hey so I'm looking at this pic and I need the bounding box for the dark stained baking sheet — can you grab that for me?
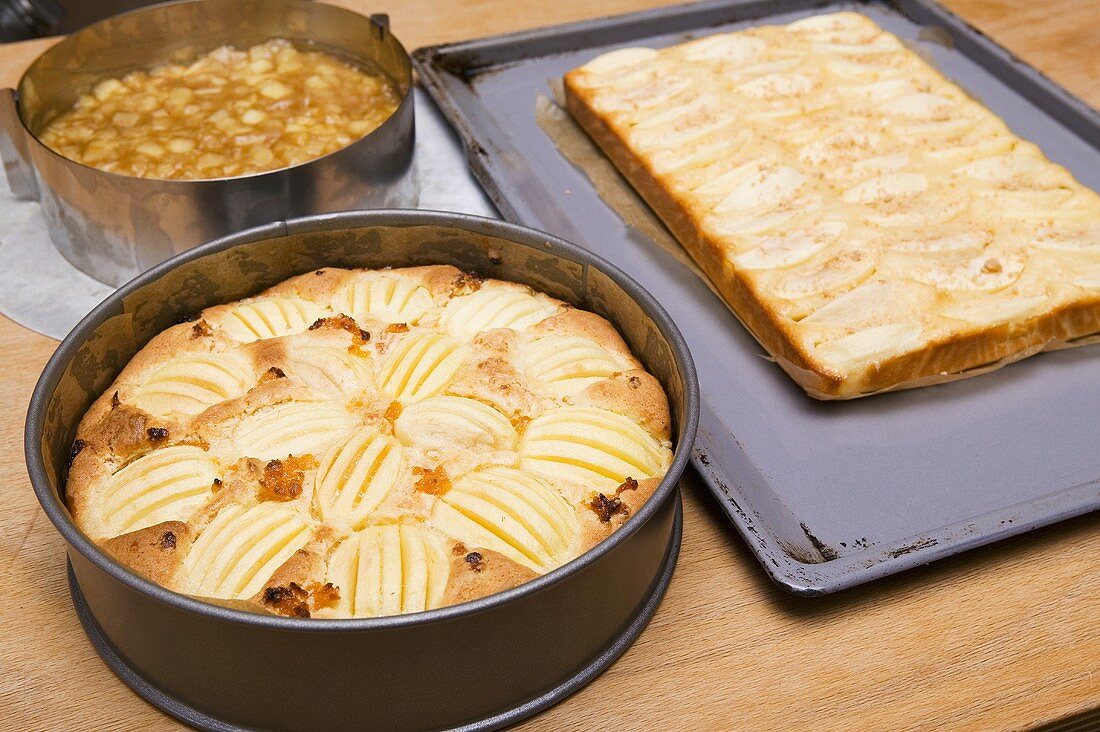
[412,0,1100,594]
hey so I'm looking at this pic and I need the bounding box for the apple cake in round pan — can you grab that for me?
[564,11,1100,398]
[66,266,673,618]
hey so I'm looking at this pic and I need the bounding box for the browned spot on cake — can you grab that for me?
[147,427,169,442]
[309,582,340,611]
[259,454,318,502]
[262,581,340,617]
[616,476,639,495]
[191,319,212,338]
[309,314,370,349]
[259,366,286,384]
[413,465,451,496]
[262,583,311,618]
[451,271,483,296]
[179,435,211,451]
[159,530,177,551]
[589,492,628,523]
[111,391,121,408]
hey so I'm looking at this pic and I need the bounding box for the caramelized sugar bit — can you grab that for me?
[616,477,639,495]
[262,581,341,617]
[147,427,170,442]
[464,551,485,572]
[588,492,628,523]
[383,400,403,422]
[259,454,318,502]
[259,366,287,384]
[384,322,410,334]
[159,530,177,551]
[310,314,371,355]
[309,314,370,345]
[262,583,311,618]
[413,465,452,496]
[191,319,212,338]
[309,582,340,611]
[451,271,483,296]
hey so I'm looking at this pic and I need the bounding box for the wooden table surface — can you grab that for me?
[1,1,1098,730]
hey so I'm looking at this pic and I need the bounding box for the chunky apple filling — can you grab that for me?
[40,39,400,179]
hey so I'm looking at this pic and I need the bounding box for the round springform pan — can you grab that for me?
[25,210,699,731]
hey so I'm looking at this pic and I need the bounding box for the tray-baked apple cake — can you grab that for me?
[66,266,673,618]
[564,11,1100,398]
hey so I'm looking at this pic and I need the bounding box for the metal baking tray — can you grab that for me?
[413,0,1100,594]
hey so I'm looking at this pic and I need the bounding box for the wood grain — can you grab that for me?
[1,1,1098,730]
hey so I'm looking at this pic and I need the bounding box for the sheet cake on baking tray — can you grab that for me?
[564,11,1100,398]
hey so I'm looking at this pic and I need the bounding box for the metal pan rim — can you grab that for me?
[66,497,682,732]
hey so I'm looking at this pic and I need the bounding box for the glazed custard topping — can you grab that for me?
[564,12,1100,397]
[66,266,673,618]
[39,39,400,179]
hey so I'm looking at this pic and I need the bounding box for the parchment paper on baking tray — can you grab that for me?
[413,0,1100,594]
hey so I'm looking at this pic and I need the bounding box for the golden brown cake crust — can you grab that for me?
[100,521,194,586]
[67,265,674,618]
[441,546,540,607]
[563,13,1100,398]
